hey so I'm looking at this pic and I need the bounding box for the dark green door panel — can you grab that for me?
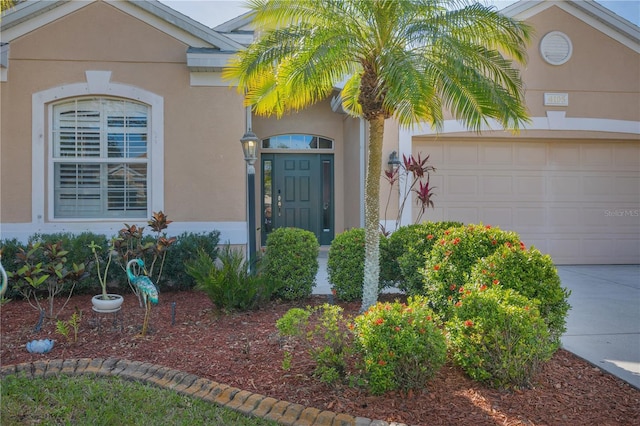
[262,154,333,245]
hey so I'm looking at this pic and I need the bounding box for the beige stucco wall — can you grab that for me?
[379,119,401,228]
[342,116,363,231]
[429,5,639,138]
[523,6,639,121]
[0,1,246,226]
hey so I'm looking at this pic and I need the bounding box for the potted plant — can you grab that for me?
[89,239,123,312]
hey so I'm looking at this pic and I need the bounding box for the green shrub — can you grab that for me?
[30,232,107,294]
[353,296,447,395]
[377,236,396,287]
[328,228,390,301]
[8,241,88,318]
[276,304,352,384]
[387,221,463,294]
[185,246,276,311]
[1,228,223,298]
[263,228,319,300]
[446,286,555,389]
[162,231,220,290]
[469,244,571,345]
[0,238,27,300]
[424,224,520,317]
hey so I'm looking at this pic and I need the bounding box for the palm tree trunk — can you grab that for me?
[361,114,385,312]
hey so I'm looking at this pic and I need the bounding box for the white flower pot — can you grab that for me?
[91,294,124,313]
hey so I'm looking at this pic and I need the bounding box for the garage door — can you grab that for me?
[413,138,640,264]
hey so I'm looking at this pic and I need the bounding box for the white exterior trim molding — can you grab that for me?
[397,113,640,226]
[32,70,164,225]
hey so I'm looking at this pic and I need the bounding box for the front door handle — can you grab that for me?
[277,191,282,217]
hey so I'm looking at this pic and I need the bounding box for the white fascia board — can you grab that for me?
[500,0,546,19]
[222,32,255,46]
[567,0,640,47]
[186,50,235,71]
[0,43,8,68]
[1,0,90,42]
[1,43,8,81]
[213,12,254,33]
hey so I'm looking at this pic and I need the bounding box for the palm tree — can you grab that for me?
[1,0,18,13]
[224,0,531,312]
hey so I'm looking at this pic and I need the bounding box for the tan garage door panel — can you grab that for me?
[415,140,640,264]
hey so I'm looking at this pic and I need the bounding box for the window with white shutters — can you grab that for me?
[52,98,149,219]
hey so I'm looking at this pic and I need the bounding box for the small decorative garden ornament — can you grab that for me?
[127,259,158,336]
[26,339,55,354]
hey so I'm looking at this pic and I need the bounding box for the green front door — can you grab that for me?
[262,154,334,245]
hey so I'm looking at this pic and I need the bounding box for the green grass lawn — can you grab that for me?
[1,374,279,425]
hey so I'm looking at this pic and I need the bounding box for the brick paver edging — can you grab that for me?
[1,358,409,426]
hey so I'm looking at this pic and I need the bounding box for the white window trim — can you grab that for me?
[32,70,164,224]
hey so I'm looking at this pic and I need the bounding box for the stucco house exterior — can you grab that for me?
[1,0,638,264]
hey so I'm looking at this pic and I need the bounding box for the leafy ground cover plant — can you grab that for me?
[447,286,555,389]
[385,221,462,294]
[424,224,521,317]
[185,246,276,312]
[55,308,82,343]
[469,244,571,345]
[352,296,446,395]
[276,304,353,384]
[328,228,390,301]
[263,228,319,300]
[8,241,86,318]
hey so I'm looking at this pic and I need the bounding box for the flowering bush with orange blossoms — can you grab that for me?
[385,221,462,294]
[468,244,571,346]
[352,296,446,395]
[423,223,520,318]
[446,286,555,389]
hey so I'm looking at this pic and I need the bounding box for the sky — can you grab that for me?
[159,0,640,28]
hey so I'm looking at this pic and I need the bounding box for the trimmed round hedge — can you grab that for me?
[328,228,390,301]
[263,227,319,300]
[424,224,520,317]
[447,286,555,389]
[468,244,571,345]
[387,221,462,295]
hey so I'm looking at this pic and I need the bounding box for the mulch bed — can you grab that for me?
[1,290,638,425]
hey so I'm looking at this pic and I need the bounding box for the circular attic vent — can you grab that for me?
[540,31,573,65]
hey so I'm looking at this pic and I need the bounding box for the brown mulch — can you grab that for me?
[1,290,638,425]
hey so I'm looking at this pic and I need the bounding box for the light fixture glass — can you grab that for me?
[388,150,401,173]
[240,131,259,165]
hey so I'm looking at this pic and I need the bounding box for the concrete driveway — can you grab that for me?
[558,265,640,389]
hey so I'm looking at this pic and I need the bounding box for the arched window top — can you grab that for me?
[262,134,333,150]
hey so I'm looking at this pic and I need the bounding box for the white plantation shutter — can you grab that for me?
[52,98,149,219]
